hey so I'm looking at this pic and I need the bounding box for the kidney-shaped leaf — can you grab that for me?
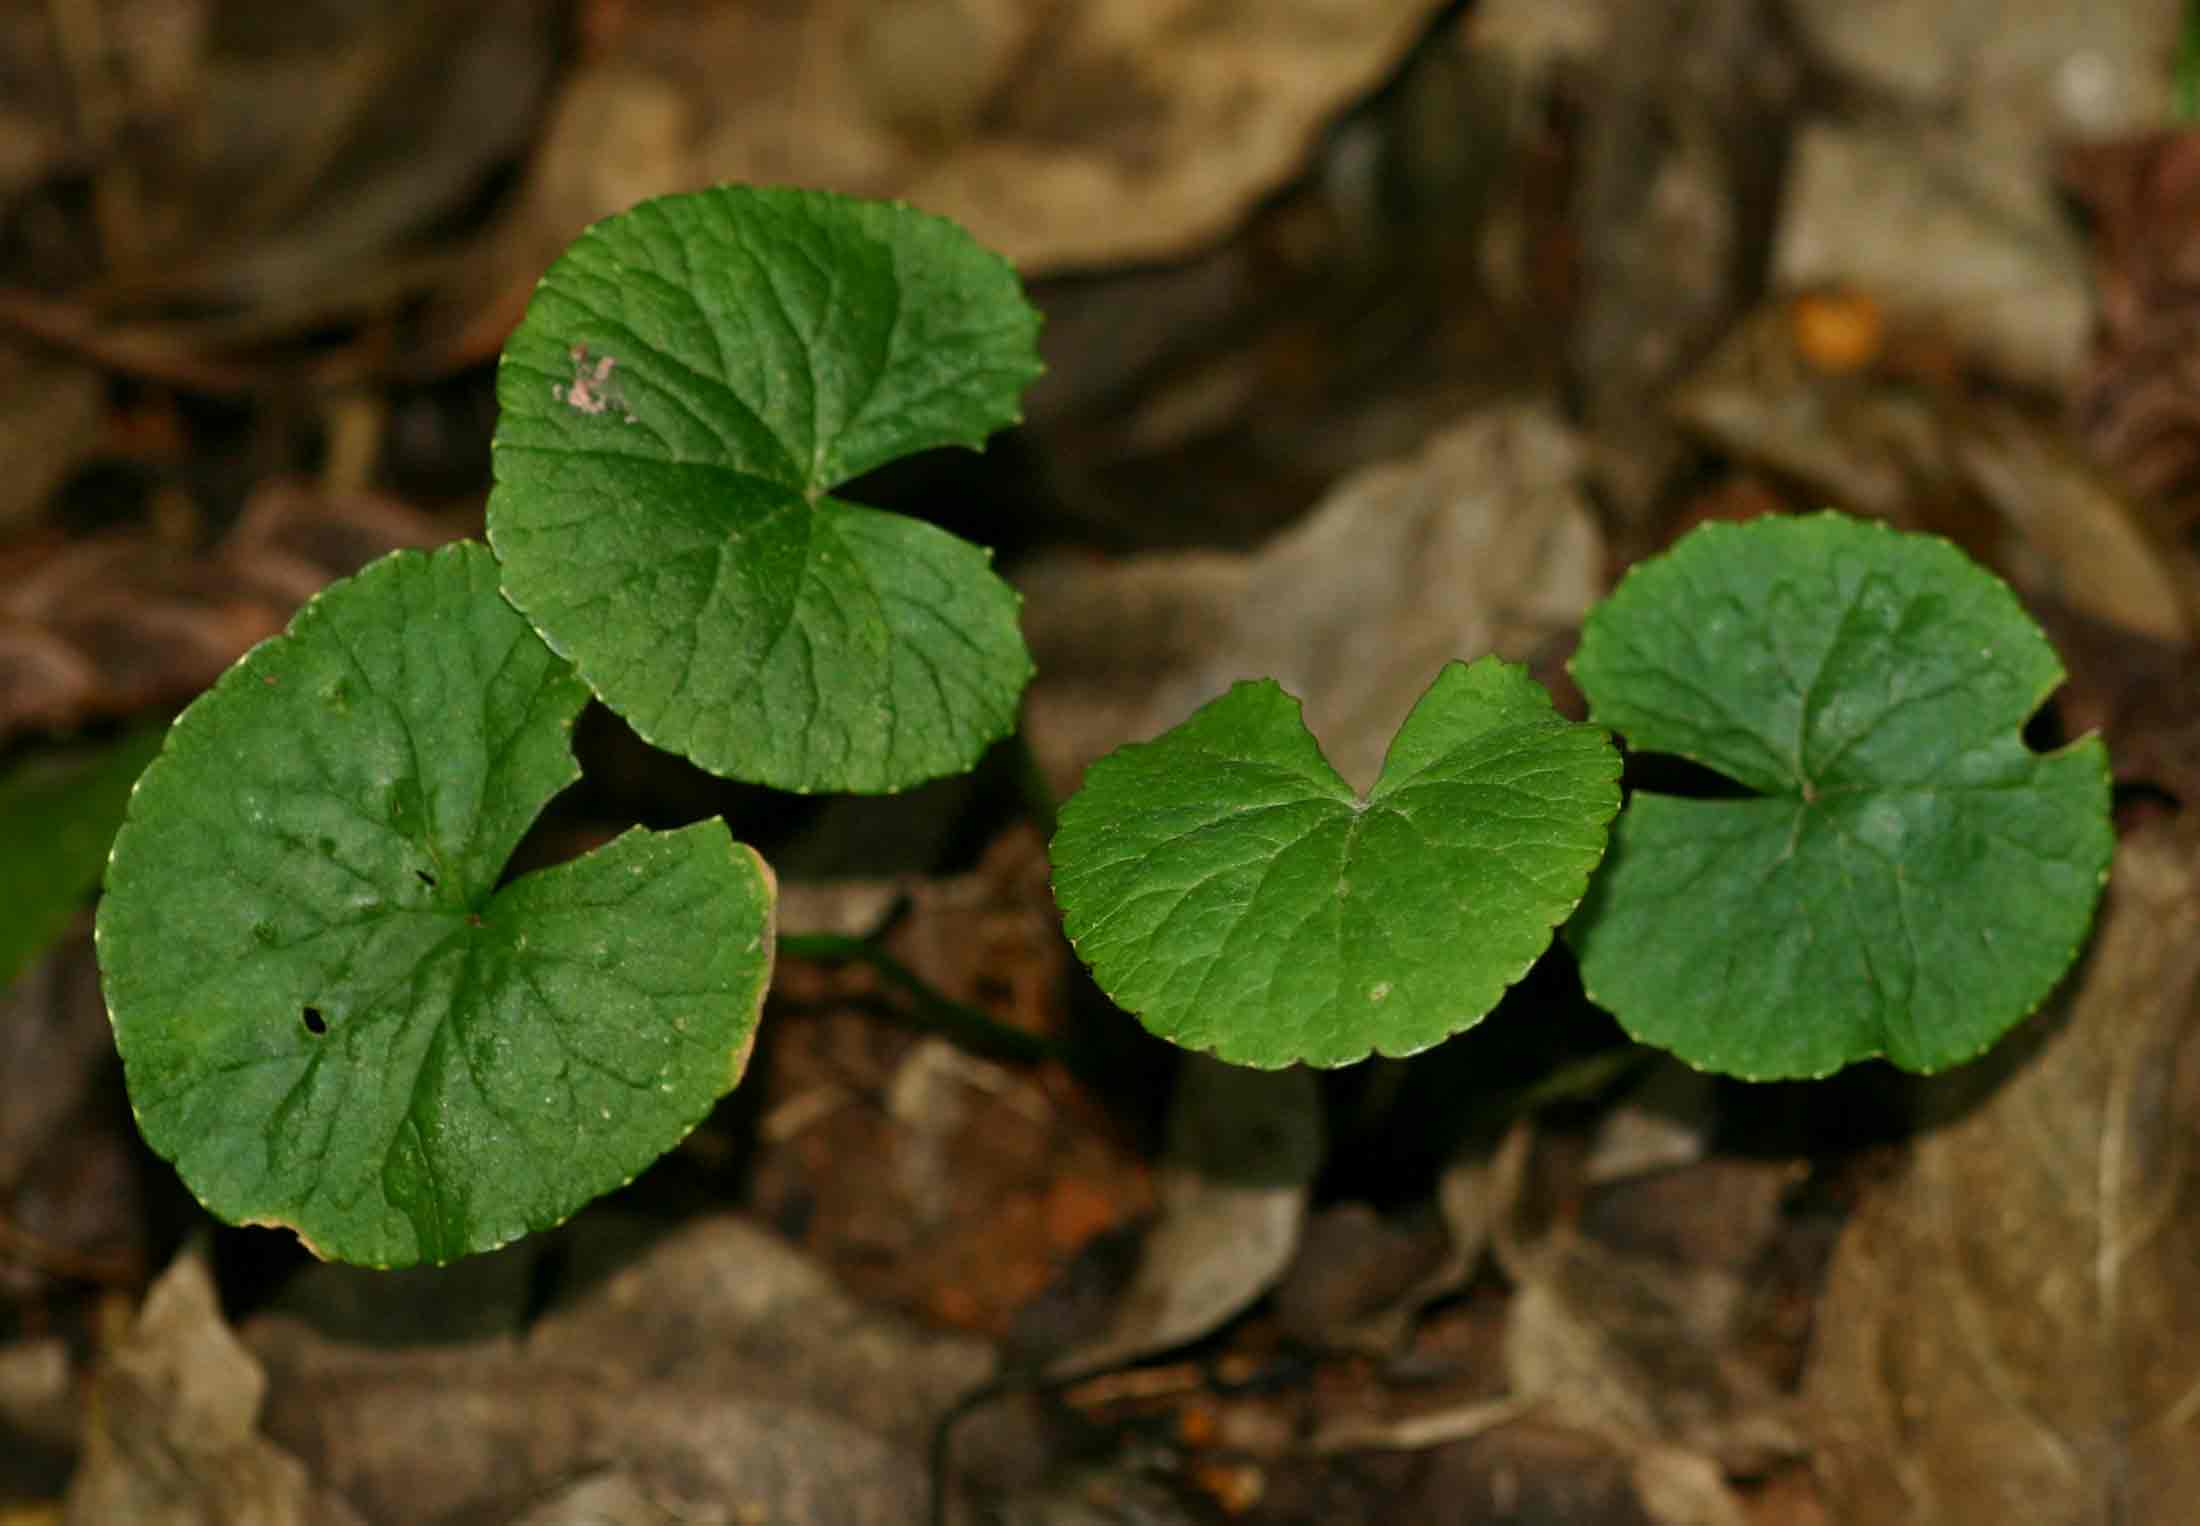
[97,544,776,1268]
[488,185,1044,794]
[1051,659,1620,1068]
[1568,512,2112,1079]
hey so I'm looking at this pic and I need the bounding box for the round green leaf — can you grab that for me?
[1051,659,1621,1068]
[1568,512,2112,1079]
[488,185,1043,794]
[96,544,776,1268]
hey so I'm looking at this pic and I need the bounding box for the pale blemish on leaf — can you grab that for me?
[486,186,1041,794]
[554,345,635,423]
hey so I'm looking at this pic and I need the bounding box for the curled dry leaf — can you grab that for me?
[1502,1221,1806,1479]
[758,828,1150,1335]
[66,1249,364,1526]
[1787,0,2174,142]
[1774,119,2091,391]
[509,0,1451,279]
[2030,602,2200,812]
[1668,304,1946,518]
[1486,1112,1807,1505]
[246,1215,996,1523]
[1583,1061,1719,1185]
[1272,1202,1456,1354]
[1053,1058,1323,1374]
[1565,0,1795,521]
[1805,821,2200,1524]
[0,478,453,747]
[4,2,558,341]
[1020,404,1603,799]
[1671,305,2199,648]
[1948,402,2192,647]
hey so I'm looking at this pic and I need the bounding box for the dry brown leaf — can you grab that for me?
[1390,1419,1669,1525]
[1502,1229,1805,1477]
[510,0,1450,279]
[1272,1202,1454,1353]
[1279,1116,1534,1358]
[65,1249,364,1526]
[0,339,105,531]
[1490,1118,1806,1496]
[1949,403,2193,646]
[0,479,455,746]
[0,1335,71,1447]
[278,1373,927,1525]
[1020,404,1603,799]
[1584,1062,1720,1185]
[748,1016,1152,1337]
[1055,1058,1322,1375]
[2031,602,2200,809]
[1786,0,2174,144]
[1774,119,2092,391]
[498,1469,682,1526]
[755,829,1150,1336]
[1669,306,1948,518]
[1805,821,2200,1524]
[1671,305,2200,647]
[246,1215,997,1524]
[6,2,557,308]
[1566,0,1794,521]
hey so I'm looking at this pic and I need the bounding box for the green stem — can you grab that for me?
[776,931,1064,1067]
[1507,1043,1652,1115]
[1002,723,1058,841]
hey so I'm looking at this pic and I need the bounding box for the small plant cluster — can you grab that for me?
[95,187,2113,1268]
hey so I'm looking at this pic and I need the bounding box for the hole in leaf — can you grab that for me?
[416,868,437,887]
[301,1006,327,1036]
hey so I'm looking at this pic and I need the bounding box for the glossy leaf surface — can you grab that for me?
[1052,659,1619,1068]
[99,545,776,1266]
[1569,512,2111,1078]
[489,186,1043,793]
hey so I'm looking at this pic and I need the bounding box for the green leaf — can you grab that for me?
[0,725,163,988]
[97,544,776,1268]
[487,185,1043,794]
[1568,512,2112,1079]
[1051,659,1621,1068]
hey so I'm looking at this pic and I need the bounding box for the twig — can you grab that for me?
[776,930,1065,1068]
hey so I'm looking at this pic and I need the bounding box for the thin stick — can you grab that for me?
[776,931,1064,1068]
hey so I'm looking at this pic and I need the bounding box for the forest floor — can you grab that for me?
[3,2,2198,1523]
